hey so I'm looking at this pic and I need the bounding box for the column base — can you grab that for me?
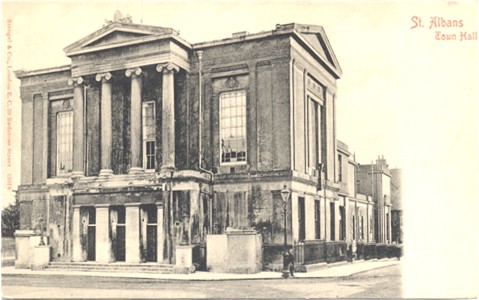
[99,169,114,177]
[71,171,84,178]
[128,167,144,175]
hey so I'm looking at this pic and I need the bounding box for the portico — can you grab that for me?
[60,20,194,264]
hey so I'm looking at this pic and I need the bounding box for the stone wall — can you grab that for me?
[18,67,72,185]
[189,36,292,174]
[206,231,262,274]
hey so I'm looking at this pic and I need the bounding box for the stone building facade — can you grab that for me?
[15,20,394,270]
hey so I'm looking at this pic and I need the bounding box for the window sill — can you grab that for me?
[219,162,247,167]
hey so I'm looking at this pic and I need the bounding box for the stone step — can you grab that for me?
[46,262,175,274]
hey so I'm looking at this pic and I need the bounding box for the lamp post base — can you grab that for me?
[281,270,290,278]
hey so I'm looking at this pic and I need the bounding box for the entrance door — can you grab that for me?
[110,206,126,262]
[80,207,95,261]
[141,204,157,262]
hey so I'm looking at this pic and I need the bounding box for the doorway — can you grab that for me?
[80,207,96,261]
[110,206,126,262]
[141,204,157,262]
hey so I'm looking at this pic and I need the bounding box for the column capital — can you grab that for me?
[156,63,180,74]
[95,72,113,83]
[68,77,86,86]
[125,67,146,78]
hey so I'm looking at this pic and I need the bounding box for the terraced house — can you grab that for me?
[14,17,397,273]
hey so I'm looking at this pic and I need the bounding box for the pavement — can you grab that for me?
[1,258,400,281]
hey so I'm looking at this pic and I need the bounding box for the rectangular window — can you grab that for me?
[338,154,343,182]
[330,202,335,241]
[353,215,356,240]
[314,200,321,239]
[298,197,305,241]
[142,102,156,170]
[308,98,320,170]
[220,90,247,165]
[386,213,390,243]
[320,105,327,179]
[56,111,73,175]
[339,206,346,240]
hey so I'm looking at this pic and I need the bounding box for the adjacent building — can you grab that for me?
[390,168,403,244]
[356,157,393,244]
[14,17,398,272]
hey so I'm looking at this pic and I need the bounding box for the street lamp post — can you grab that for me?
[280,185,291,279]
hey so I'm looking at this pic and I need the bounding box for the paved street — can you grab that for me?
[2,264,401,298]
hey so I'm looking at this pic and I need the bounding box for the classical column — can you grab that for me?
[95,205,112,263]
[125,67,145,174]
[72,206,82,262]
[156,63,179,171]
[96,72,114,177]
[125,203,141,263]
[68,77,85,178]
[157,203,164,263]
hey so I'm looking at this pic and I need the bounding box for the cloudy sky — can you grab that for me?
[2,1,478,296]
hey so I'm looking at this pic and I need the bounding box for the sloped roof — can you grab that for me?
[63,22,189,56]
[192,23,342,78]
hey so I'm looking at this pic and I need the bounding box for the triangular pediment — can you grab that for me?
[294,24,343,77]
[64,22,178,56]
[85,31,151,48]
[301,33,331,64]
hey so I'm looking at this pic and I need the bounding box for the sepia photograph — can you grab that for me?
[1,0,478,298]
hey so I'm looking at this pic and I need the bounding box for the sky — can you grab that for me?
[1,1,478,297]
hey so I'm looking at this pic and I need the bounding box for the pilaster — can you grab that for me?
[95,205,111,263]
[72,206,81,262]
[125,203,141,263]
[157,203,164,263]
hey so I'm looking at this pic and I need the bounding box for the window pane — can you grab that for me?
[223,118,230,129]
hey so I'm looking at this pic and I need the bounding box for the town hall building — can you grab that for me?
[14,16,398,272]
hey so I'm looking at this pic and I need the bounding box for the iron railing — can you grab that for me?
[293,240,348,265]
